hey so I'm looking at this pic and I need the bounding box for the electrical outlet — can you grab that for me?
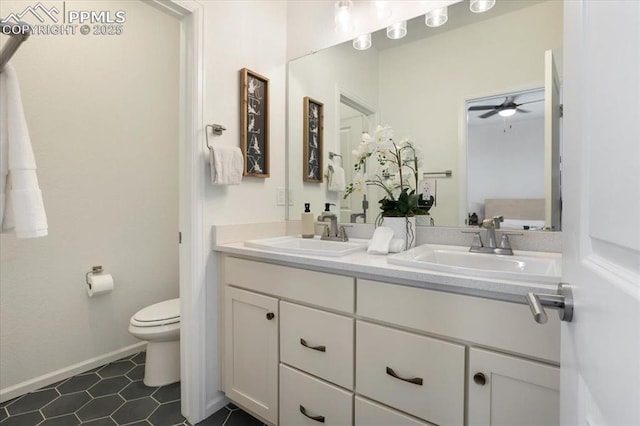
[276,187,286,206]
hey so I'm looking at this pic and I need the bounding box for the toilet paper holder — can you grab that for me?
[86,265,104,289]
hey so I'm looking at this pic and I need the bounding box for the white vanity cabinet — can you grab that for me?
[468,347,560,426]
[223,286,279,425]
[220,255,560,426]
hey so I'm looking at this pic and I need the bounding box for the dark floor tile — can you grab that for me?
[5,388,58,415]
[76,394,124,421]
[2,410,44,426]
[196,407,231,426]
[153,382,181,403]
[126,365,145,381]
[42,391,91,418]
[88,376,131,397]
[57,374,101,394]
[148,401,186,426]
[131,352,146,365]
[224,409,263,426]
[124,421,151,426]
[226,403,238,411]
[79,366,102,375]
[97,360,135,378]
[0,396,20,409]
[0,407,7,422]
[120,380,156,400]
[40,413,81,425]
[111,397,159,424]
[80,417,117,425]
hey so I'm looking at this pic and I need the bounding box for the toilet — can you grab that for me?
[128,298,180,387]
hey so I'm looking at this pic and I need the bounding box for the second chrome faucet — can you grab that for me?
[466,216,520,255]
[317,203,348,242]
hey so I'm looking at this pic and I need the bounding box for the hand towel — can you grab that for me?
[209,145,243,185]
[327,164,346,192]
[367,226,394,255]
[1,63,48,238]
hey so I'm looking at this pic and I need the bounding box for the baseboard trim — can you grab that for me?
[202,393,229,422]
[0,342,147,403]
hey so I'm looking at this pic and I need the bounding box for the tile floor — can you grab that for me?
[0,352,263,426]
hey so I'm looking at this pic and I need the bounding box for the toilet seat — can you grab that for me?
[130,298,180,327]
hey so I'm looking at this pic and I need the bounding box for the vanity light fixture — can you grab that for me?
[425,6,448,27]
[386,21,407,40]
[498,106,517,117]
[353,33,372,50]
[470,0,496,13]
[334,0,354,34]
[374,1,392,20]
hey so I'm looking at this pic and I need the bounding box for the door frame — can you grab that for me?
[147,0,214,423]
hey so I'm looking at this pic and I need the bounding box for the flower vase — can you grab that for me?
[382,216,416,251]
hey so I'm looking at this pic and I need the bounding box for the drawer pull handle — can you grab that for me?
[300,338,326,352]
[299,405,325,423]
[266,312,275,320]
[473,372,487,386]
[386,366,423,386]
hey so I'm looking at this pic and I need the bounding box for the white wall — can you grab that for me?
[288,41,379,218]
[378,0,563,226]
[467,118,545,220]
[0,0,179,397]
[198,0,288,409]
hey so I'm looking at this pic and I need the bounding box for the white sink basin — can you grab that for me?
[245,236,369,257]
[388,244,561,284]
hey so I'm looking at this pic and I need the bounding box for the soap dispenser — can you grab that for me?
[301,203,314,238]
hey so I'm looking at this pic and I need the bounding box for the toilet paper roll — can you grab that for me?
[87,273,114,297]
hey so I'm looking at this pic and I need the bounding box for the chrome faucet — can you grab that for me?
[466,216,520,255]
[317,203,348,241]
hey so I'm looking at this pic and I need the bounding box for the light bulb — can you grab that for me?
[425,6,448,27]
[374,1,392,20]
[334,0,354,34]
[498,107,517,117]
[386,21,407,40]
[470,0,496,13]
[353,34,372,50]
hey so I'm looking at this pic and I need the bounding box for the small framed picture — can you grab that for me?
[240,68,269,177]
[303,96,323,183]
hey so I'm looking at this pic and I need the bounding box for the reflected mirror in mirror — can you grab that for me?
[287,0,563,230]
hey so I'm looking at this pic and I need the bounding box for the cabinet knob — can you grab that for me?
[266,312,275,320]
[473,372,487,386]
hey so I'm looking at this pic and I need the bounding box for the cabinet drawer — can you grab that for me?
[356,321,464,426]
[280,364,353,426]
[224,257,354,313]
[280,302,354,389]
[357,279,560,363]
[355,396,433,426]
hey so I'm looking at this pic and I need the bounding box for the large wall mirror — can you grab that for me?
[287,0,563,230]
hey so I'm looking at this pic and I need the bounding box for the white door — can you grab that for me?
[340,115,365,223]
[562,1,640,425]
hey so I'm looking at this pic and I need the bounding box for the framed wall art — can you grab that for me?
[303,96,323,183]
[240,68,269,177]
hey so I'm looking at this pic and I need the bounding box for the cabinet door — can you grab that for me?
[355,396,433,426]
[224,287,278,425]
[468,347,559,426]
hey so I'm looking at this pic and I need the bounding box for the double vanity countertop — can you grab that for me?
[215,237,559,305]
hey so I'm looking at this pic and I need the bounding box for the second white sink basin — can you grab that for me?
[388,244,561,284]
[245,236,368,257]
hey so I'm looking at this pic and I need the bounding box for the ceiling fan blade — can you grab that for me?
[479,109,499,119]
[468,105,498,111]
[517,99,544,106]
[517,108,531,113]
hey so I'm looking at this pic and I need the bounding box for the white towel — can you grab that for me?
[327,164,346,192]
[367,226,394,255]
[0,63,48,238]
[209,145,243,185]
